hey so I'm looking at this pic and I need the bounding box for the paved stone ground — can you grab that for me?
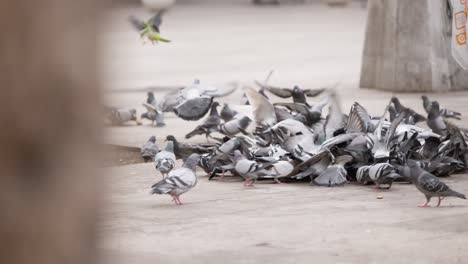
[100,3,468,264]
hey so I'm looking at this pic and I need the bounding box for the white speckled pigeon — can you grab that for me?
[151,153,200,205]
[154,141,176,178]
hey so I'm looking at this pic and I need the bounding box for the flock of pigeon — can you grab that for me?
[112,11,467,207]
[137,80,468,207]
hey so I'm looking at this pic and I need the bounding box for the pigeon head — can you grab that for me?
[212,101,220,108]
[147,91,155,102]
[166,135,177,142]
[221,104,236,121]
[306,111,322,125]
[292,85,301,93]
[421,95,428,102]
[148,136,156,143]
[429,101,440,114]
[183,153,200,171]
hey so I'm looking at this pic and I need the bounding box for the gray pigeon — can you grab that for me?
[185,102,221,139]
[218,114,252,136]
[234,150,273,186]
[166,135,216,161]
[154,141,176,178]
[220,104,237,122]
[406,160,466,207]
[261,160,294,184]
[151,153,200,205]
[313,155,353,187]
[106,108,141,126]
[426,101,447,136]
[391,97,426,125]
[422,95,461,120]
[141,91,166,127]
[141,136,159,162]
[361,163,401,189]
[173,80,238,121]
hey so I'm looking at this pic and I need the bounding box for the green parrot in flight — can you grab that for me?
[129,11,171,44]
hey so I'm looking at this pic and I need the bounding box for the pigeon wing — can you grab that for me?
[244,86,277,126]
[273,102,310,115]
[346,102,372,133]
[174,97,213,121]
[129,16,146,31]
[324,91,345,138]
[303,88,326,97]
[256,81,293,98]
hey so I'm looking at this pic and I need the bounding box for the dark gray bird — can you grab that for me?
[220,104,237,122]
[422,95,461,120]
[185,102,221,139]
[391,97,426,125]
[141,136,159,162]
[166,135,216,161]
[274,95,329,127]
[406,160,466,207]
[151,153,200,205]
[154,141,176,178]
[258,82,327,106]
[313,155,353,187]
[426,101,447,136]
[173,80,238,121]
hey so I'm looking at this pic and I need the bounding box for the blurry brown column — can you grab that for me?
[0,1,102,264]
[360,0,468,92]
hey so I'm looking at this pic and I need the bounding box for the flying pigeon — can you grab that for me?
[173,80,238,121]
[244,86,277,127]
[155,141,176,178]
[129,12,171,44]
[185,102,221,139]
[140,136,159,162]
[151,153,200,205]
[258,82,327,106]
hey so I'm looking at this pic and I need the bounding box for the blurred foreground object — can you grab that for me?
[360,0,468,92]
[450,0,468,69]
[142,0,175,11]
[0,1,101,264]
